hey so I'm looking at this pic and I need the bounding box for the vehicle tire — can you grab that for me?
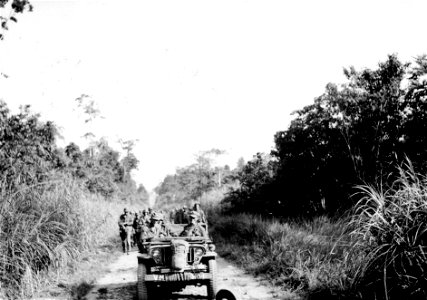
[137,262,148,300]
[207,259,218,300]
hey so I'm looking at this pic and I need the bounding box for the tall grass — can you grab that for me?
[0,175,134,299]
[210,214,363,298]
[0,177,84,298]
[209,161,427,299]
[351,161,427,299]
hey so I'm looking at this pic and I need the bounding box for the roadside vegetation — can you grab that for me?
[155,55,427,299]
[210,214,359,299]
[209,162,427,300]
[3,6,427,297]
[0,100,147,299]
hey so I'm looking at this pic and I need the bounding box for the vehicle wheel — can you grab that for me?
[207,259,218,300]
[137,262,148,300]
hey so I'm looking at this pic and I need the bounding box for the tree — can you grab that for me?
[192,149,225,197]
[401,55,427,171]
[0,0,32,40]
[0,101,60,189]
[227,54,427,217]
[119,139,140,183]
[74,94,104,157]
[223,153,276,214]
[236,157,245,171]
[155,149,232,208]
[271,55,409,215]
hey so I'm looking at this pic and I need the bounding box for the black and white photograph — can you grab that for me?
[1,0,427,299]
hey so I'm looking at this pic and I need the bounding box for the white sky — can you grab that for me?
[1,0,427,191]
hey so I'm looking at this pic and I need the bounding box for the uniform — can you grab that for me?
[180,223,207,237]
[118,210,134,252]
[180,211,208,238]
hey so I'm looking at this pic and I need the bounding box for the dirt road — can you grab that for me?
[85,250,295,300]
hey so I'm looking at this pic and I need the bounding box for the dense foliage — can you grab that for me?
[0,100,148,201]
[0,103,58,188]
[226,55,427,217]
[154,149,238,209]
[352,162,427,299]
[0,100,147,297]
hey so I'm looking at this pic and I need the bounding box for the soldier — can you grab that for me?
[169,208,176,224]
[141,212,175,239]
[118,208,134,253]
[193,201,207,223]
[181,205,189,223]
[174,206,185,224]
[147,207,153,219]
[143,210,151,225]
[180,211,208,238]
[134,211,146,246]
[174,207,182,224]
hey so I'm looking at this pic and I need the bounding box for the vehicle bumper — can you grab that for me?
[145,272,211,282]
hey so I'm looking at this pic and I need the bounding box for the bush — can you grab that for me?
[352,161,427,299]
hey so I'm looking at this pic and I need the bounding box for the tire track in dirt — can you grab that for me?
[85,250,295,300]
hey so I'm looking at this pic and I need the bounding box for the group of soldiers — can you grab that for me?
[118,202,208,253]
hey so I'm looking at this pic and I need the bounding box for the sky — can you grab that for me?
[1,0,427,191]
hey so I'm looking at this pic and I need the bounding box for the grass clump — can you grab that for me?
[210,214,362,299]
[0,177,84,298]
[351,162,427,299]
[0,174,133,299]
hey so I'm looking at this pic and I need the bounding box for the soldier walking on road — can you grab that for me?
[118,208,134,253]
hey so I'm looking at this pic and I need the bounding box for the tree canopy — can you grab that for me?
[0,0,32,40]
[0,100,148,204]
[154,149,235,208]
[226,54,427,217]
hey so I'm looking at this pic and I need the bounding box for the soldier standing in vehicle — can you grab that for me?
[142,212,175,239]
[174,206,185,224]
[169,208,176,224]
[193,201,207,223]
[140,209,149,225]
[181,205,189,223]
[180,211,208,238]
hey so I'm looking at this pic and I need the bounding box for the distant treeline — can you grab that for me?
[225,54,427,217]
[0,100,148,201]
[154,149,242,209]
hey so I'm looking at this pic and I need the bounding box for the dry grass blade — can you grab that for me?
[351,161,427,299]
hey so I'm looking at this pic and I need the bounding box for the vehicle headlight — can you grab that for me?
[194,248,204,257]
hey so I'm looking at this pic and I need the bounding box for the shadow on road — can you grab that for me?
[90,283,137,300]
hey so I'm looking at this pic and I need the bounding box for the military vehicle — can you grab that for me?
[136,224,217,300]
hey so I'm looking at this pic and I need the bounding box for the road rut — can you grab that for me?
[85,250,293,300]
